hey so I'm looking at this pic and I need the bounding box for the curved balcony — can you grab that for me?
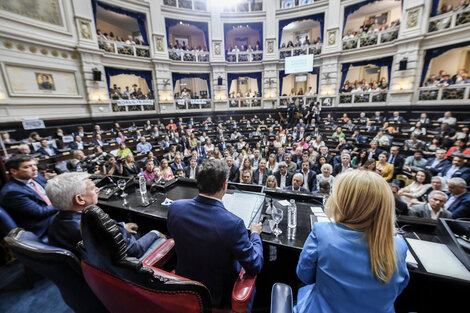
[342,28,399,51]
[279,44,321,59]
[98,39,150,58]
[168,49,209,62]
[175,98,212,110]
[428,7,470,33]
[226,51,263,62]
[418,85,470,101]
[339,91,388,105]
[228,97,262,108]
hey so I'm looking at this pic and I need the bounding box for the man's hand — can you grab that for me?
[124,222,138,234]
[250,222,262,235]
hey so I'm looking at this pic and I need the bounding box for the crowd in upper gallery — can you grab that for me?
[109,84,151,100]
[436,0,470,15]
[342,18,400,43]
[423,69,470,87]
[341,78,389,93]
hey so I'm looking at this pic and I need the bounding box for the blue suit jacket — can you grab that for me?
[0,175,56,238]
[425,158,450,175]
[48,210,158,258]
[170,161,186,174]
[37,146,58,157]
[439,165,470,184]
[283,185,309,192]
[167,195,263,307]
[447,191,470,219]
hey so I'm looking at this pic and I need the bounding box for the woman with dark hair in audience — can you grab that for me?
[409,121,426,136]
[285,135,294,151]
[352,149,368,167]
[167,145,177,162]
[160,158,174,180]
[311,135,325,151]
[316,156,327,174]
[425,137,441,155]
[376,152,394,182]
[239,158,253,182]
[398,169,432,205]
[361,158,377,171]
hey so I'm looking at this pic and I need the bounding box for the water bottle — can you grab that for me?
[139,172,147,195]
[287,199,297,228]
[76,163,83,172]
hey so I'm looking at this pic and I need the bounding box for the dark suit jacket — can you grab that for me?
[36,146,58,157]
[439,165,470,184]
[409,204,452,219]
[217,142,227,152]
[167,196,263,307]
[171,162,186,174]
[92,139,107,147]
[192,146,206,159]
[274,171,293,188]
[425,158,450,175]
[296,170,317,192]
[184,165,197,179]
[447,191,470,219]
[68,141,86,150]
[388,154,405,175]
[316,154,334,165]
[252,168,271,185]
[283,185,309,192]
[368,148,383,161]
[48,210,158,258]
[333,164,354,177]
[228,166,239,183]
[0,175,56,238]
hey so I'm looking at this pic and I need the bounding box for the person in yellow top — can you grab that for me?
[116,142,132,158]
[376,152,394,182]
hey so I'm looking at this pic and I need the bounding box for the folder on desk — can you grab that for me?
[222,191,264,229]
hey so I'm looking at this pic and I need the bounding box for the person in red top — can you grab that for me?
[445,139,470,159]
[166,119,177,131]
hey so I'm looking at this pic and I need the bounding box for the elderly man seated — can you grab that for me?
[46,172,166,258]
[408,190,452,220]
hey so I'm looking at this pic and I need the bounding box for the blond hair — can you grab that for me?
[325,169,397,284]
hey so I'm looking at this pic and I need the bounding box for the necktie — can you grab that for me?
[30,180,52,206]
[389,155,395,164]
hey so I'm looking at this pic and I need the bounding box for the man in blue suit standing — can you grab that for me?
[444,177,470,219]
[167,159,263,309]
[0,155,56,239]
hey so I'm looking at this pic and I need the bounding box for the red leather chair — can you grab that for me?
[79,205,256,313]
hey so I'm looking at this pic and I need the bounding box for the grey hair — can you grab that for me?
[428,190,448,201]
[45,172,90,211]
[321,163,333,172]
[448,177,467,187]
[293,172,304,183]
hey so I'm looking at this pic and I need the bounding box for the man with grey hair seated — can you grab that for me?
[284,173,309,192]
[46,172,166,258]
[409,190,452,220]
[443,177,470,219]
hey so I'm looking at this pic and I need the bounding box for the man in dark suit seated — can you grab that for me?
[388,146,405,177]
[170,154,186,175]
[37,138,58,157]
[388,111,406,123]
[367,140,383,161]
[241,170,253,184]
[284,173,309,192]
[217,136,228,153]
[184,157,198,179]
[333,153,354,176]
[409,190,452,220]
[274,162,293,189]
[68,135,85,151]
[389,183,408,216]
[424,148,449,175]
[439,155,470,185]
[46,172,165,257]
[443,177,470,219]
[167,159,263,309]
[298,160,316,192]
[92,134,107,147]
[225,156,239,183]
[0,155,56,239]
[252,159,271,186]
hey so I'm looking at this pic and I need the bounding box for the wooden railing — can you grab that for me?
[226,51,263,62]
[342,28,399,50]
[98,39,150,57]
[168,49,209,62]
[279,43,322,59]
[428,7,470,32]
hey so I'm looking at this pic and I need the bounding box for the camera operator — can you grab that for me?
[118,154,141,177]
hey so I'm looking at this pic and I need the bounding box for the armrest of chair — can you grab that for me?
[231,268,257,313]
[270,283,293,313]
[141,238,175,268]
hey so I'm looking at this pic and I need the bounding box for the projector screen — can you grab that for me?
[285,54,314,74]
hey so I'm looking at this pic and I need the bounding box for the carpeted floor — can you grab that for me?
[0,260,73,313]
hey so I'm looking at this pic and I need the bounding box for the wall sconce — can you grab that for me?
[0,90,5,101]
[215,93,226,101]
[321,87,335,97]
[393,81,411,91]
[159,94,173,102]
[263,89,277,99]
[90,92,107,102]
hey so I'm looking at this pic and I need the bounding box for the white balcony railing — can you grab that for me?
[163,0,207,11]
[228,97,263,108]
[223,1,263,12]
[279,44,322,59]
[342,28,399,50]
[98,39,150,57]
[338,91,388,104]
[175,98,212,110]
[168,49,209,62]
[279,95,318,107]
[226,51,263,62]
[428,7,470,32]
[418,84,470,101]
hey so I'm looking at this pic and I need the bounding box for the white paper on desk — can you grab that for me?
[161,198,173,206]
[405,250,417,266]
[314,212,327,217]
[311,206,324,214]
[317,217,331,223]
[406,238,470,281]
[277,199,290,206]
